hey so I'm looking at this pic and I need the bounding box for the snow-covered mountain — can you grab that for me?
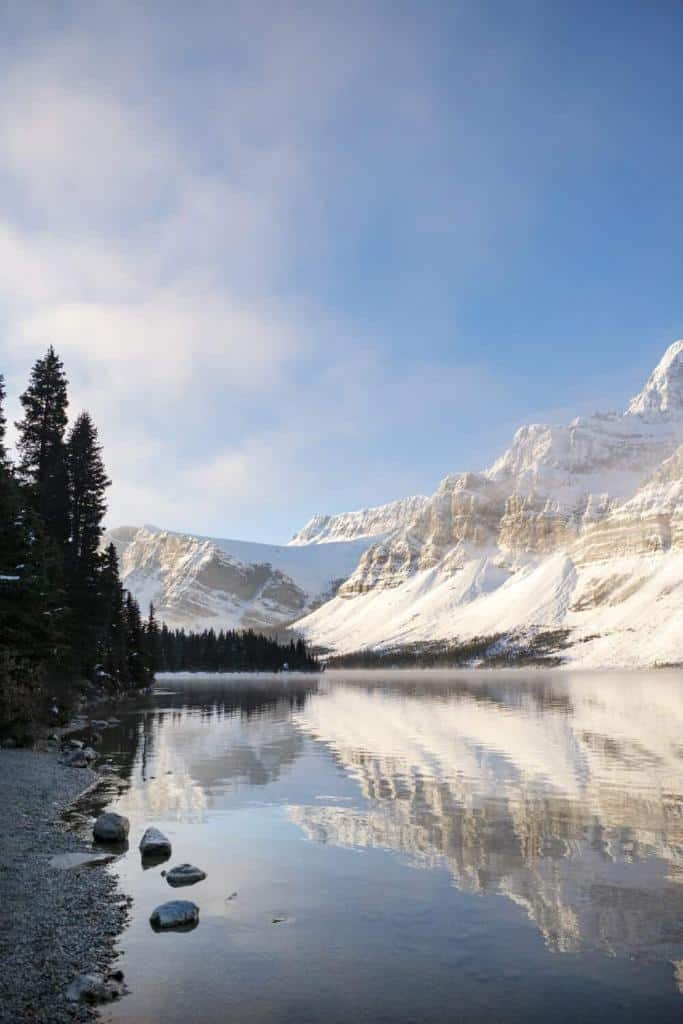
[289,495,429,545]
[104,525,376,631]
[112,340,683,666]
[295,340,683,667]
[106,495,425,631]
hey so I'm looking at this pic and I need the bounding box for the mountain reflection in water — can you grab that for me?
[101,670,683,1024]
[290,673,683,964]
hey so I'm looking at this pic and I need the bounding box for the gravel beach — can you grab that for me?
[0,749,128,1023]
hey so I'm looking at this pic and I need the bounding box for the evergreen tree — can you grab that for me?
[0,373,7,468]
[125,591,148,688]
[145,603,161,676]
[15,347,70,546]
[66,412,110,573]
[98,543,129,687]
[65,412,110,672]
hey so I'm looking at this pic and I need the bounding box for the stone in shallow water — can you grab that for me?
[93,811,130,843]
[149,900,199,930]
[63,746,97,767]
[166,863,207,887]
[139,826,172,858]
[65,972,123,1004]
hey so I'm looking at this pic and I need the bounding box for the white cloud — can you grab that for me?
[0,3,529,541]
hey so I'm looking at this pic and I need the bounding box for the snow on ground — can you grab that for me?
[296,548,683,669]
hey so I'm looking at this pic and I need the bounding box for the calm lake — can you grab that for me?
[91,669,683,1023]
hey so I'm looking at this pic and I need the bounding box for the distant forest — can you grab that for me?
[0,348,318,739]
[155,623,320,673]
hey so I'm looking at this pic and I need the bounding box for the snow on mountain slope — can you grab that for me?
[105,525,374,631]
[288,495,428,545]
[627,339,683,418]
[296,340,683,666]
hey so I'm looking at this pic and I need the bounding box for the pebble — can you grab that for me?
[0,749,129,1023]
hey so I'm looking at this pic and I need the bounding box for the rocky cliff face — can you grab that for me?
[288,495,429,545]
[296,340,683,666]
[105,525,374,631]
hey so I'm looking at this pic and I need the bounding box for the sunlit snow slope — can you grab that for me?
[295,340,683,667]
[105,525,377,631]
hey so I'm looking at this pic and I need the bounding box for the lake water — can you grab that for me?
[92,669,683,1023]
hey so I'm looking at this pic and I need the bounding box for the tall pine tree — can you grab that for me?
[146,603,161,676]
[98,543,129,687]
[66,412,110,573]
[15,346,70,547]
[65,412,111,672]
[0,374,7,468]
[125,591,149,688]
[0,375,65,729]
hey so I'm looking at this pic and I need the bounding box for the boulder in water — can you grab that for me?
[166,863,207,887]
[140,826,172,858]
[93,812,130,843]
[150,900,199,930]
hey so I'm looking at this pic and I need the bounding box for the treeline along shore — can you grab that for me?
[156,624,320,673]
[0,348,319,744]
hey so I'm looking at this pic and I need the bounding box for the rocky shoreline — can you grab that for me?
[0,747,129,1023]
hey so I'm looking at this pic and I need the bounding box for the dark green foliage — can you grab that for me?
[327,631,571,669]
[125,591,152,688]
[0,349,151,736]
[64,412,111,674]
[66,412,109,573]
[97,543,129,686]
[0,374,7,467]
[146,604,161,676]
[15,346,70,547]
[158,625,320,673]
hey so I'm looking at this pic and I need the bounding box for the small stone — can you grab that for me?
[149,900,199,930]
[65,972,123,1004]
[140,826,172,858]
[63,749,91,767]
[93,812,130,843]
[68,739,84,750]
[166,863,207,887]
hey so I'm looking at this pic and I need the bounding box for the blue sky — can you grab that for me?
[1,0,683,541]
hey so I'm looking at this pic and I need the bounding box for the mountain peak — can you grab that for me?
[626,339,683,419]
